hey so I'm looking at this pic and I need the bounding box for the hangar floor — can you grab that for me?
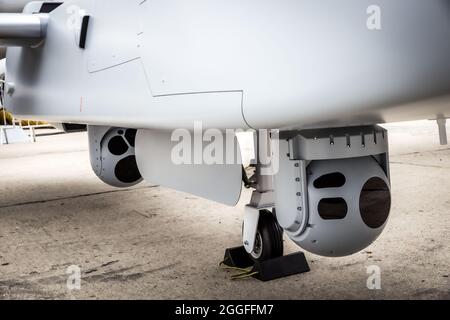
[0,121,449,300]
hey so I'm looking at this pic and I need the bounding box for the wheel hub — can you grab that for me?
[250,232,263,259]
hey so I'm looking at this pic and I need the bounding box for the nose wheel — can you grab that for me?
[248,210,284,262]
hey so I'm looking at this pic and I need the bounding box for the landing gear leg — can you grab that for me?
[241,130,282,258]
[222,130,310,281]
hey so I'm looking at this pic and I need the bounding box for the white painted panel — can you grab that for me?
[87,0,141,73]
[135,129,243,206]
[4,0,450,130]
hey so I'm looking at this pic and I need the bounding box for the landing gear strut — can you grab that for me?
[222,131,310,281]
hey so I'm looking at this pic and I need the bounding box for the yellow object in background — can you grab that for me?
[0,108,46,126]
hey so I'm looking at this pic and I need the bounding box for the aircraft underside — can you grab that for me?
[1,0,450,275]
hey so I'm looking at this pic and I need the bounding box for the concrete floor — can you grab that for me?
[0,121,449,300]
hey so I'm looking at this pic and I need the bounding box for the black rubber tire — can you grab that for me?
[249,210,284,262]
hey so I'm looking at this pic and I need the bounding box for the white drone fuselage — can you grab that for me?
[2,0,450,130]
[1,0,450,259]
